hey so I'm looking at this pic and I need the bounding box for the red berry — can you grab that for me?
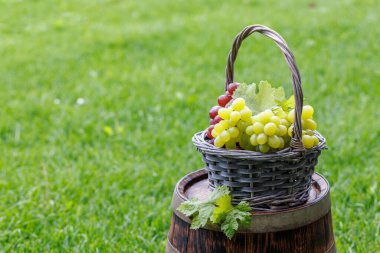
[209,105,221,119]
[207,125,214,139]
[214,115,222,124]
[227,82,239,94]
[209,118,215,125]
[218,94,232,107]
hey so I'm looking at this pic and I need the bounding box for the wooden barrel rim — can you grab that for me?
[172,169,331,233]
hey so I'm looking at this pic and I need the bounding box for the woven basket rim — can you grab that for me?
[192,130,326,160]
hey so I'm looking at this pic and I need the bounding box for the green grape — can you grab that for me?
[288,125,294,137]
[268,135,281,149]
[239,133,254,150]
[270,116,281,126]
[287,109,295,123]
[302,135,314,149]
[228,127,240,138]
[237,120,249,132]
[251,115,260,124]
[240,107,253,122]
[305,119,317,131]
[228,119,236,127]
[258,109,274,123]
[214,123,224,133]
[250,134,258,146]
[230,111,241,122]
[211,129,219,138]
[220,120,230,130]
[312,135,319,146]
[257,133,268,145]
[218,107,232,120]
[219,130,231,143]
[231,98,245,111]
[302,105,314,119]
[305,129,314,136]
[264,123,277,136]
[301,119,307,130]
[214,136,225,148]
[274,107,287,119]
[278,136,285,149]
[276,125,287,136]
[280,119,290,127]
[245,125,255,135]
[253,122,264,134]
[259,144,270,153]
[225,140,237,149]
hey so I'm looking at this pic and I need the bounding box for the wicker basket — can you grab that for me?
[192,25,327,210]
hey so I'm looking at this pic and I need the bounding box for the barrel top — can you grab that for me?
[172,168,331,232]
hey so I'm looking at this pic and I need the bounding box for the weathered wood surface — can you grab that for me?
[167,169,335,253]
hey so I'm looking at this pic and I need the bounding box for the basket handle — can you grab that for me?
[225,24,305,152]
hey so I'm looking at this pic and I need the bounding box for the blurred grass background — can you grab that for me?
[0,0,379,252]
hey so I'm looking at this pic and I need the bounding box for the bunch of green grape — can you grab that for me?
[211,98,253,148]
[208,97,319,153]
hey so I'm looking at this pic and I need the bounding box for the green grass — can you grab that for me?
[0,0,379,252]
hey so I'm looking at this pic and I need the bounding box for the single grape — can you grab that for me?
[268,135,281,149]
[280,118,290,127]
[218,107,232,120]
[259,144,270,153]
[228,127,240,138]
[219,130,231,143]
[287,109,295,123]
[214,136,225,148]
[213,115,222,124]
[251,115,259,124]
[257,133,268,145]
[225,140,237,149]
[276,125,288,136]
[305,129,314,136]
[209,105,221,119]
[220,120,230,130]
[237,120,249,132]
[207,125,214,139]
[270,116,281,126]
[211,129,219,138]
[227,119,236,127]
[245,125,254,135]
[250,134,258,146]
[264,123,277,136]
[304,119,317,131]
[231,98,245,111]
[288,125,294,137]
[302,135,314,149]
[302,105,314,119]
[312,135,319,146]
[278,136,285,149]
[230,111,241,122]
[258,109,274,123]
[227,82,239,94]
[253,122,264,134]
[301,119,307,130]
[240,107,253,122]
[218,94,232,107]
[214,122,224,133]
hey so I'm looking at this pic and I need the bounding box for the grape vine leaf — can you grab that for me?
[177,186,252,239]
[233,81,286,114]
[221,202,252,239]
[211,195,233,224]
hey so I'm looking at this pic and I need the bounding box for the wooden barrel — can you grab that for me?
[167,169,335,253]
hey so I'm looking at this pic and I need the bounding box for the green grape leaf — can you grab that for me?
[190,203,214,229]
[275,95,295,113]
[221,207,252,239]
[211,195,233,224]
[177,186,252,239]
[208,185,230,203]
[233,81,286,114]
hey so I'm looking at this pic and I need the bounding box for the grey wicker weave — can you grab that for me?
[192,25,327,210]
